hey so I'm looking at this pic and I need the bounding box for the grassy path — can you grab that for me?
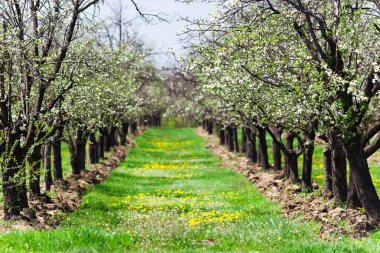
[0,128,378,252]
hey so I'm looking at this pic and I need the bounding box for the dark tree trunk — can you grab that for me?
[241,127,247,153]
[52,128,63,181]
[257,127,270,170]
[284,132,298,182]
[206,120,213,135]
[16,148,28,210]
[119,121,129,145]
[246,127,258,163]
[345,136,380,222]
[131,121,138,135]
[302,144,314,191]
[301,131,315,191]
[2,138,21,218]
[89,132,99,164]
[287,153,299,183]
[44,144,53,192]
[28,144,42,197]
[347,166,362,209]
[330,136,348,203]
[226,126,234,151]
[69,128,88,175]
[99,128,105,160]
[224,127,229,147]
[233,127,239,152]
[323,148,333,194]
[271,128,282,171]
[218,128,225,145]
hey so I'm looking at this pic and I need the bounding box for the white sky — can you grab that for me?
[99,0,218,65]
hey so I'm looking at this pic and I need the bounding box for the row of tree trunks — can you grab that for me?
[213,121,380,221]
[69,128,89,175]
[202,119,214,135]
[141,114,161,127]
[225,126,239,152]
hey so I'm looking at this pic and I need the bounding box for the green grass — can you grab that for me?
[0,128,379,252]
[237,128,380,193]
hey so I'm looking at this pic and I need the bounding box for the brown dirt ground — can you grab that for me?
[196,127,378,240]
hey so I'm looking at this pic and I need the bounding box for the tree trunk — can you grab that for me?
[119,121,129,145]
[28,144,42,197]
[131,121,138,135]
[224,127,229,147]
[330,136,348,203]
[284,132,298,182]
[52,128,63,181]
[257,127,270,170]
[301,131,315,191]
[302,143,314,191]
[99,129,105,160]
[206,120,213,135]
[233,127,239,152]
[246,127,258,163]
[241,127,247,153]
[323,148,333,194]
[345,136,380,222]
[89,132,99,164]
[347,166,362,209]
[218,128,225,145]
[271,128,282,171]
[44,144,53,192]
[226,126,234,151]
[1,139,21,218]
[69,128,88,175]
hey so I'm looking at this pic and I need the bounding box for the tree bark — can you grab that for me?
[271,128,282,171]
[206,120,213,135]
[241,127,247,153]
[44,144,53,192]
[52,128,63,181]
[218,127,225,145]
[301,131,315,191]
[232,126,239,152]
[28,144,42,197]
[284,132,298,182]
[226,126,234,151]
[131,121,138,135]
[2,138,21,218]
[347,166,362,209]
[330,136,348,203]
[119,121,129,145]
[89,132,99,164]
[302,143,314,191]
[323,148,333,194]
[69,128,88,175]
[257,127,270,170]
[246,127,258,163]
[345,136,380,222]
[99,129,105,160]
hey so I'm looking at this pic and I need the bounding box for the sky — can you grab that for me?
[99,0,218,65]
